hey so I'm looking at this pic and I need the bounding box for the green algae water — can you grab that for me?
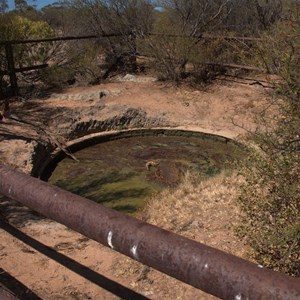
[47,132,245,215]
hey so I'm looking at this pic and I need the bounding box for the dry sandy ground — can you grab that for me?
[0,75,272,299]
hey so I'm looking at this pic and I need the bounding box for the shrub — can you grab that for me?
[40,39,103,87]
[236,3,300,276]
[0,16,55,67]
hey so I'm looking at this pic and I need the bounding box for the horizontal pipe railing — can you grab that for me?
[0,163,299,299]
[0,33,261,46]
[0,64,49,75]
[0,32,262,96]
[203,61,263,72]
[0,33,126,45]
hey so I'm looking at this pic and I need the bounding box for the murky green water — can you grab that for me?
[48,133,245,215]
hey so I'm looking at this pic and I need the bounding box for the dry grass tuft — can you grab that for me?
[112,172,252,299]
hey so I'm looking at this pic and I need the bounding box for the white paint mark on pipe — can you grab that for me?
[107,231,114,249]
[131,245,138,260]
[235,294,242,300]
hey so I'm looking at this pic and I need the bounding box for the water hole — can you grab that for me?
[46,130,246,215]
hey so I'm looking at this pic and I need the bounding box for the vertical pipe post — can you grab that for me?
[5,43,18,96]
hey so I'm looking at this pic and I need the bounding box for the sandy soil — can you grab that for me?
[0,74,272,299]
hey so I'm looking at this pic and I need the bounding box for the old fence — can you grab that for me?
[0,33,262,97]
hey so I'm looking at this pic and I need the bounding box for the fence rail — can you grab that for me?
[0,33,127,46]
[0,33,260,46]
[0,33,262,97]
[149,33,261,41]
[0,34,99,96]
[0,163,299,299]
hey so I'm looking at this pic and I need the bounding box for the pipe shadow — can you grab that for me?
[0,268,42,300]
[0,219,149,300]
[0,197,45,227]
[0,133,34,142]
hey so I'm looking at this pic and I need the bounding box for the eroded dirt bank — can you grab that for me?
[0,76,270,299]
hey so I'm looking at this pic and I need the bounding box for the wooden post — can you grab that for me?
[128,32,137,72]
[4,43,18,96]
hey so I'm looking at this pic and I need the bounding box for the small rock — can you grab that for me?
[73,94,84,101]
[51,93,60,98]
[86,93,96,99]
[99,90,108,98]
[123,74,136,81]
[61,95,69,100]
[191,220,204,229]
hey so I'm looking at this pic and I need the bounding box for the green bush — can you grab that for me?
[237,132,300,276]
[237,3,300,276]
[40,40,103,87]
[0,16,55,66]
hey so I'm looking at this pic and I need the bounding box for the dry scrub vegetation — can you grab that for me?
[113,172,251,299]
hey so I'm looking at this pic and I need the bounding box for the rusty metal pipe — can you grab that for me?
[0,164,299,299]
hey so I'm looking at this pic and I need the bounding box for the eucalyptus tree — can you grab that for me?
[145,0,231,82]
[253,0,282,30]
[159,0,230,36]
[15,0,28,11]
[41,2,71,32]
[65,0,155,77]
[222,0,283,34]
[0,0,8,14]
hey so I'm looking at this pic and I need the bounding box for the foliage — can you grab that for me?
[67,0,155,76]
[15,0,28,11]
[0,0,8,14]
[41,2,67,31]
[141,2,231,83]
[237,130,300,276]
[40,39,102,87]
[0,15,57,95]
[236,2,300,276]
[143,0,280,83]
[222,0,282,34]
[0,15,55,67]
